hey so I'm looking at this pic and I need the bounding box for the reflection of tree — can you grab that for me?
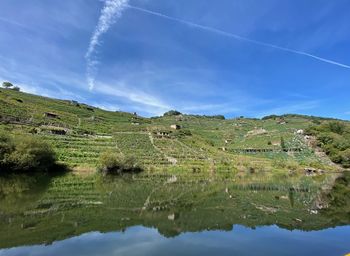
[320,172,350,225]
[289,190,295,208]
[0,173,66,214]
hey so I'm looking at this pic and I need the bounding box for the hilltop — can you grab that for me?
[0,87,349,175]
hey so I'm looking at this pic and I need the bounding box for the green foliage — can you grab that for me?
[98,151,143,175]
[2,81,13,88]
[306,121,350,168]
[208,115,225,120]
[0,133,15,164]
[262,115,279,120]
[163,110,182,116]
[0,133,57,173]
[340,149,350,168]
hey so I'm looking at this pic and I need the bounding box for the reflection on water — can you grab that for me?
[1,225,350,256]
[0,172,349,255]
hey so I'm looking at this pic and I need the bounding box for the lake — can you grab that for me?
[0,173,349,256]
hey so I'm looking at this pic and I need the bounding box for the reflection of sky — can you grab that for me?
[1,225,349,256]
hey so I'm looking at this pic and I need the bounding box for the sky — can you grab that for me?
[0,0,350,119]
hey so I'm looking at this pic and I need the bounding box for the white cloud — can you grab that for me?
[95,81,172,115]
[93,102,121,112]
[86,0,129,90]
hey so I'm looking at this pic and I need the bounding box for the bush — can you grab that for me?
[306,121,350,168]
[328,122,346,135]
[163,110,182,116]
[341,149,350,168]
[98,151,143,175]
[0,133,57,173]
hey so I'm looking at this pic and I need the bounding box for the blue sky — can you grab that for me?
[0,0,350,119]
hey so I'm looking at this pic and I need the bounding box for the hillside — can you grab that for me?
[0,88,347,176]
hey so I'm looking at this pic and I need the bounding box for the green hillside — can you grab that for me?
[0,88,347,175]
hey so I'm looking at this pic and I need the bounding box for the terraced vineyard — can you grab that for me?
[40,134,117,167]
[114,133,170,167]
[153,137,209,169]
[0,88,347,175]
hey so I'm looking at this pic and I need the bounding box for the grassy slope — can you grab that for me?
[0,89,349,248]
[0,88,343,174]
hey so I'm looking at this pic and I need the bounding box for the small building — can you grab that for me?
[43,112,59,119]
[170,124,181,130]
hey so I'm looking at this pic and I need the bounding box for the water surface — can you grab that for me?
[0,173,349,255]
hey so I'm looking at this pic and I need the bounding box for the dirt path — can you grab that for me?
[148,132,177,165]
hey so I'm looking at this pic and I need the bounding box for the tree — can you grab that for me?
[2,81,13,89]
[163,110,182,116]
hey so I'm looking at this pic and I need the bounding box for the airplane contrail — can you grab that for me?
[86,0,129,91]
[127,4,350,70]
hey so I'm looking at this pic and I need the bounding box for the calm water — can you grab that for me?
[0,173,349,255]
[1,225,350,256]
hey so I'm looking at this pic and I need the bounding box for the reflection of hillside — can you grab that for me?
[0,173,349,248]
[318,172,350,226]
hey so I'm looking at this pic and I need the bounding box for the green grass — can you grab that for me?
[0,88,344,174]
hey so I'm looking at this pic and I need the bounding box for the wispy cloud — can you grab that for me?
[85,0,129,90]
[95,82,172,115]
[127,4,350,70]
[345,111,350,115]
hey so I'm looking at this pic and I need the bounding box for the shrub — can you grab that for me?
[341,149,350,168]
[163,110,182,116]
[0,133,15,165]
[328,122,346,135]
[306,121,350,168]
[0,133,57,174]
[98,151,143,175]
